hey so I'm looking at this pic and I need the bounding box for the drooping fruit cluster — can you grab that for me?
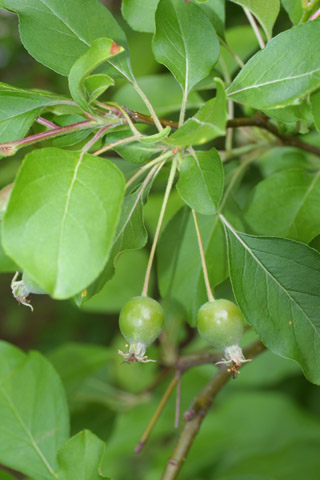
[197,298,250,373]
[118,296,164,363]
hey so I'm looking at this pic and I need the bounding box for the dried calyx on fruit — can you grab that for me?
[197,298,251,374]
[118,296,164,363]
[11,272,47,311]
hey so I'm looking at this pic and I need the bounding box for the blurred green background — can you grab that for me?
[1,2,320,479]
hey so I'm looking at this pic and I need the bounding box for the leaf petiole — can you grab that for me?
[141,156,178,297]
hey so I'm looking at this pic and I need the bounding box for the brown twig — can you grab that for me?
[122,106,320,158]
[161,340,266,480]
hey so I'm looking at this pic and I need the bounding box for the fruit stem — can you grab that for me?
[191,210,214,302]
[179,86,188,127]
[132,82,164,132]
[102,101,142,137]
[135,375,178,454]
[82,125,112,153]
[244,7,265,48]
[93,134,139,156]
[126,150,173,190]
[141,156,178,297]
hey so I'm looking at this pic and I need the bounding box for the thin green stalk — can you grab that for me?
[135,376,178,454]
[141,156,178,297]
[244,7,265,48]
[191,210,214,302]
[179,87,188,127]
[82,125,111,154]
[219,151,262,213]
[94,134,139,156]
[219,36,244,68]
[126,151,173,190]
[219,141,269,163]
[112,162,164,248]
[103,102,142,137]
[133,82,163,132]
[226,100,234,152]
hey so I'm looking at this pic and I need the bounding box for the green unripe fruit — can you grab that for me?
[118,296,164,363]
[197,299,245,349]
[197,299,250,370]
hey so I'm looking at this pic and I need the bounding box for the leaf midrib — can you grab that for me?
[228,227,319,338]
[0,385,58,478]
[228,67,320,96]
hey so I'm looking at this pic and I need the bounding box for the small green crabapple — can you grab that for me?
[118,296,164,363]
[197,299,251,374]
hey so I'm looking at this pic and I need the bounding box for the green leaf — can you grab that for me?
[0,82,69,143]
[227,20,320,109]
[281,0,303,25]
[2,148,125,299]
[230,0,280,41]
[85,74,114,104]
[102,126,161,164]
[191,0,225,38]
[140,125,171,144]
[263,100,312,127]
[255,146,309,178]
[245,169,320,243]
[112,73,203,117]
[225,223,320,384]
[70,404,116,445]
[80,250,150,314]
[0,224,17,272]
[167,79,227,146]
[68,38,123,111]
[158,208,228,324]
[57,430,109,480]
[0,341,69,479]
[122,0,160,33]
[176,149,224,215]
[3,0,133,79]
[48,343,112,399]
[311,90,320,132]
[152,0,219,93]
[50,114,92,148]
[76,188,147,305]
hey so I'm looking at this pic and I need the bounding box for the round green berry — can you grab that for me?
[119,296,164,347]
[197,299,245,350]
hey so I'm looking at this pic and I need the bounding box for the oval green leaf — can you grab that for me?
[122,0,160,33]
[152,0,220,93]
[230,0,280,41]
[177,148,224,215]
[3,0,133,79]
[57,430,109,480]
[2,148,125,299]
[227,20,320,109]
[224,219,320,384]
[245,169,320,243]
[167,79,227,146]
[68,38,123,111]
[0,341,69,479]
